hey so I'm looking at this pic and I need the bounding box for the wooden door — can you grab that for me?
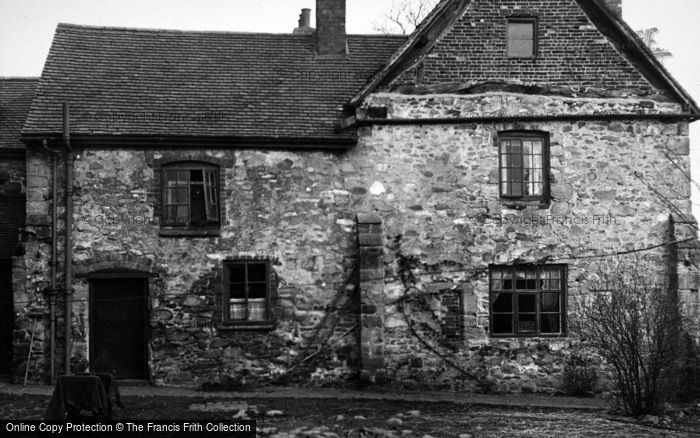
[90,277,148,379]
[0,260,12,373]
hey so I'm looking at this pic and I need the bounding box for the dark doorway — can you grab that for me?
[0,259,13,373]
[89,277,148,379]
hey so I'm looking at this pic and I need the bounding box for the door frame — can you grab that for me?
[88,272,150,379]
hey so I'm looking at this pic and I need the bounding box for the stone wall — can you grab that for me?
[15,91,697,392]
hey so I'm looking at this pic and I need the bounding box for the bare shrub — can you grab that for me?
[562,351,599,397]
[572,258,686,415]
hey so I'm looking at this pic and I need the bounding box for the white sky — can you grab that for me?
[0,0,699,215]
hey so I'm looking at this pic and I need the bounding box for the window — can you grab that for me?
[499,132,548,200]
[223,260,271,325]
[161,163,219,229]
[489,265,566,336]
[507,18,536,58]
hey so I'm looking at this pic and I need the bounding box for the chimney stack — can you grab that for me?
[316,0,347,57]
[294,8,314,35]
[601,0,622,18]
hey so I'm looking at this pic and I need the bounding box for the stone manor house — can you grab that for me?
[1,0,699,392]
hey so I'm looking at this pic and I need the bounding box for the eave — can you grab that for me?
[20,134,357,150]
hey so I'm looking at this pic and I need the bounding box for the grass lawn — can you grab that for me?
[0,393,698,437]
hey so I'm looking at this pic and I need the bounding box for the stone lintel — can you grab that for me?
[356,212,382,224]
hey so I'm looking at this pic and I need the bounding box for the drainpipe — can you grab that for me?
[41,139,60,384]
[63,103,73,375]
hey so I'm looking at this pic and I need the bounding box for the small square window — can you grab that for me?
[507,19,536,58]
[489,265,566,337]
[224,260,272,326]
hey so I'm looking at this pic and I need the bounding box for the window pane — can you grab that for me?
[518,314,537,333]
[493,314,513,334]
[248,299,266,321]
[502,271,513,290]
[166,188,188,205]
[248,263,267,282]
[508,39,534,57]
[515,270,527,289]
[229,264,245,282]
[532,141,542,155]
[518,294,536,313]
[492,292,512,313]
[526,270,538,289]
[229,284,245,299]
[165,171,179,187]
[176,206,189,225]
[545,279,561,290]
[508,22,534,39]
[190,169,203,182]
[511,153,523,169]
[507,140,522,155]
[190,183,206,224]
[164,206,177,224]
[541,293,560,312]
[229,301,246,320]
[177,171,189,185]
[511,181,523,197]
[248,283,267,299]
[540,314,560,334]
[164,206,188,225]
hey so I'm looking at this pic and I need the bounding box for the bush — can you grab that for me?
[572,259,686,415]
[562,352,599,396]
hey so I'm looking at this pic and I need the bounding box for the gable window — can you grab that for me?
[223,260,272,326]
[507,18,536,58]
[499,132,548,200]
[489,265,566,337]
[161,162,219,232]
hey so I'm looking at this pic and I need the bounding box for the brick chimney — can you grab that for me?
[601,0,622,18]
[316,0,347,57]
[293,8,314,35]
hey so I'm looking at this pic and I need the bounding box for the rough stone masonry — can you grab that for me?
[13,91,698,393]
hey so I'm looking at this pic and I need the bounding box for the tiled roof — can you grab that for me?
[0,78,38,149]
[22,24,406,143]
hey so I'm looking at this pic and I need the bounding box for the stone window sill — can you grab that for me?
[500,198,550,210]
[159,227,220,237]
[219,322,274,331]
[489,333,567,339]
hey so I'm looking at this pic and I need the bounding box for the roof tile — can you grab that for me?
[23,24,406,143]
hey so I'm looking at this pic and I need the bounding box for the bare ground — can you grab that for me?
[0,393,698,437]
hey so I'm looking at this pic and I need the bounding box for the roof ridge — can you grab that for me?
[55,23,406,39]
[0,77,40,81]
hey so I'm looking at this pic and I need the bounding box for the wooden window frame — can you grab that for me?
[489,264,567,338]
[160,162,220,237]
[498,131,550,203]
[506,17,538,59]
[222,260,273,328]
